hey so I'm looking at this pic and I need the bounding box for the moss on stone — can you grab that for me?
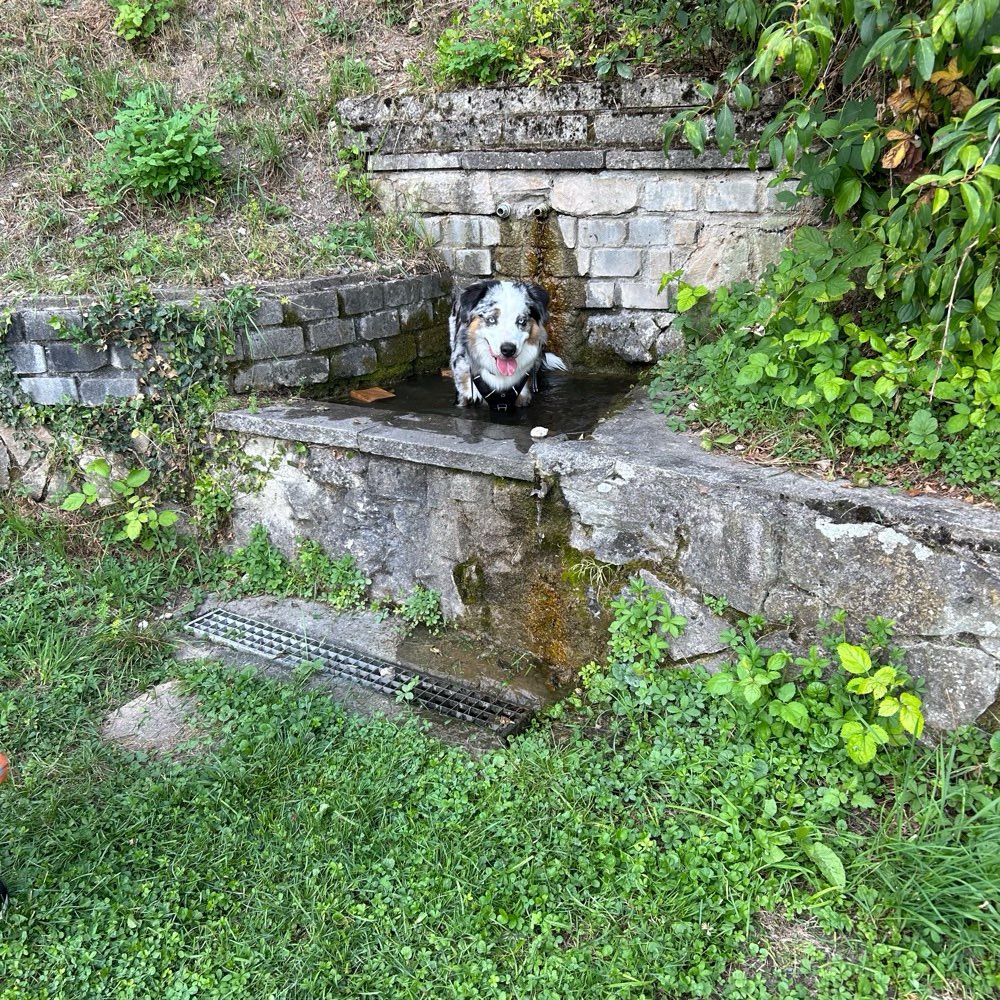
[453,558,487,606]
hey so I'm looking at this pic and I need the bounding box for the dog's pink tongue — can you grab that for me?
[497,356,517,377]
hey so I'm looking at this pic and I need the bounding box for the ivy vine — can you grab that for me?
[2,283,271,530]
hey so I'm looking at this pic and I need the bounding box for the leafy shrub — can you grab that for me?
[327,56,376,102]
[581,578,687,713]
[108,0,174,42]
[659,0,1000,486]
[61,459,179,550]
[310,219,378,262]
[93,89,223,202]
[223,527,370,610]
[433,0,740,87]
[395,585,444,633]
[706,617,925,766]
[312,7,361,40]
[649,230,1000,492]
[291,539,370,611]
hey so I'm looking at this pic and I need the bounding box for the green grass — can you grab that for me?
[2,506,999,998]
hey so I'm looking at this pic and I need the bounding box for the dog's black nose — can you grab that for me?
[500,342,517,358]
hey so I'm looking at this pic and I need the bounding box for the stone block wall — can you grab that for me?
[338,79,810,367]
[1,272,452,407]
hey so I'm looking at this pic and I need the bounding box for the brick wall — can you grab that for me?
[339,79,811,366]
[2,272,452,406]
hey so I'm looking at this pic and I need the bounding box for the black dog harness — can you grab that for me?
[472,372,532,412]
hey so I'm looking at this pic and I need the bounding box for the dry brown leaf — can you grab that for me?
[881,141,910,169]
[949,84,976,115]
[930,58,963,89]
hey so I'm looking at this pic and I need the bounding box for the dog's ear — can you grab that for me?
[522,282,550,324]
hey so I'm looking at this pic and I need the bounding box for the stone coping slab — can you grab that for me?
[216,400,538,481]
[533,391,1000,549]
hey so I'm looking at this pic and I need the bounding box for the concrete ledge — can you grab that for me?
[215,400,537,481]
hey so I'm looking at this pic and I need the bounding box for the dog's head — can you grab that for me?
[454,280,550,379]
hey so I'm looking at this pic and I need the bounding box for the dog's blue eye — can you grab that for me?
[484,315,497,326]
[517,315,528,328]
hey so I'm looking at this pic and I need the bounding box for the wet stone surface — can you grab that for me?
[340,371,639,442]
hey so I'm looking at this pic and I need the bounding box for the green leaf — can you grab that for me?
[706,672,735,696]
[676,286,701,312]
[908,410,938,437]
[861,136,875,172]
[733,83,753,110]
[125,519,143,541]
[715,104,735,157]
[767,652,790,672]
[61,493,87,512]
[776,700,810,731]
[157,509,179,527]
[960,182,983,226]
[833,176,862,216]
[871,666,897,687]
[870,723,889,745]
[913,37,935,83]
[85,458,111,478]
[974,269,994,310]
[805,841,846,890]
[815,371,849,402]
[845,730,878,764]
[776,682,796,703]
[850,403,874,423]
[735,364,765,386]
[877,696,900,717]
[837,643,872,675]
[126,468,151,488]
[899,703,924,737]
[683,118,706,156]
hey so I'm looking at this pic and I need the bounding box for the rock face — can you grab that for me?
[219,394,1000,732]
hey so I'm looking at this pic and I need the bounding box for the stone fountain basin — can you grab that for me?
[216,390,1000,731]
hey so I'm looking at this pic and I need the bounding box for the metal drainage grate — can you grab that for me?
[184,608,535,740]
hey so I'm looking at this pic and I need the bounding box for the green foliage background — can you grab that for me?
[654,0,1000,488]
